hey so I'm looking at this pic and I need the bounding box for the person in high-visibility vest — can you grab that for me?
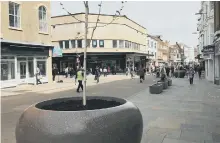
[75,68,84,93]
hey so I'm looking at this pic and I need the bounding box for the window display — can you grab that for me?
[1,61,15,81]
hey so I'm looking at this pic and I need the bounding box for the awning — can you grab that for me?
[1,38,53,48]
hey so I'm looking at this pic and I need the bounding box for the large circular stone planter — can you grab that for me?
[157,80,168,89]
[15,96,143,143]
[149,83,163,94]
[174,70,185,78]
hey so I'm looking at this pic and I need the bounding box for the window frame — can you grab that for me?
[38,6,47,33]
[64,40,69,49]
[59,41,64,49]
[112,40,117,48]
[8,2,21,28]
[99,40,104,48]
[92,40,97,48]
[119,40,124,48]
[77,39,82,48]
[70,40,76,48]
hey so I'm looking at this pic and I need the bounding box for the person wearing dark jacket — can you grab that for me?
[139,67,145,83]
[52,66,57,82]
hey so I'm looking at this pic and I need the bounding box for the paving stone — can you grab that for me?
[180,124,205,132]
[166,129,181,139]
[212,133,220,142]
[180,130,212,143]
[141,128,166,143]
[163,138,199,143]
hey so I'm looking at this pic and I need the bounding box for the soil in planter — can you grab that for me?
[36,99,124,111]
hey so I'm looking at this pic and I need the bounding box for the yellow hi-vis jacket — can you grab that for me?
[77,71,83,81]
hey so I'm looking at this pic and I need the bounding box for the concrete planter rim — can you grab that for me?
[32,96,132,113]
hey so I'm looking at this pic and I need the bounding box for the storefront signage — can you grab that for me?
[215,40,220,55]
[52,47,63,57]
[202,45,215,54]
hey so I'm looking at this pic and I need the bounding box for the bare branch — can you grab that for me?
[87,1,102,47]
[88,1,125,29]
[60,2,84,23]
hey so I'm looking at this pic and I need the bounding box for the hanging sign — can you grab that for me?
[202,45,215,54]
[52,46,63,57]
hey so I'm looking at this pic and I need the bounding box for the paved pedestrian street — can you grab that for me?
[127,77,220,143]
[1,76,220,143]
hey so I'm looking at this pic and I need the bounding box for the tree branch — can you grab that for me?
[87,1,102,47]
[60,2,84,23]
[88,1,125,29]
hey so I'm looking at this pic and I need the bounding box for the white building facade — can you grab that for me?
[197,1,215,82]
[183,45,195,64]
[147,35,158,67]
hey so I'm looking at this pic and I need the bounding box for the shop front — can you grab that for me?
[1,41,52,88]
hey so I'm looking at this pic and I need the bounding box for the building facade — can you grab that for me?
[197,1,215,82]
[1,1,53,88]
[183,44,195,64]
[146,35,158,67]
[169,45,182,65]
[156,38,169,66]
[214,1,220,85]
[51,13,149,74]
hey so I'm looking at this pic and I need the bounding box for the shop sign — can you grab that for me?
[202,45,215,54]
[215,40,220,55]
[52,47,63,57]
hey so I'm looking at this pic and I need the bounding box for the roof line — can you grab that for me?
[51,12,146,30]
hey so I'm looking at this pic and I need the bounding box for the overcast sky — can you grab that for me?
[51,1,200,47]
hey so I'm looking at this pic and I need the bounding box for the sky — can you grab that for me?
[51,1,201,47]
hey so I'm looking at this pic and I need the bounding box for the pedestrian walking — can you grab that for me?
[52,66,57,82]
[130,67,134,79]
[65,67,68,78]
[171,65,174,77]
[75,68,84,93]
[139,67,145,83]
[187,66,195,85]
[36,66,42,85]
[94,67,100,83]
[103,67,107,77]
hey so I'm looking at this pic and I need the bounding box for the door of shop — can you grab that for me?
[17,61,27,83]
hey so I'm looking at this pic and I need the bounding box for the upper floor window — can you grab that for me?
[92,40,97,48]
[99,40,104,48]
[154,43,157,48]
[59,41,63,49]
[119,40,124,48]
[151,41,153,48]
[64,40,69,49]
[113,40,117,48]
[125,41,129,48]
[9,2,20,28]
[71,40,76,48]
[77,40,82,48]
[39,6,47,32]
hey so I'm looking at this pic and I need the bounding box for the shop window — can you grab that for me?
[77,40,82,48]
[71,40,76,48]
[64,40,69,49]
[17,57,26,61]
[59,41,63,49]
[1,61,15,81]
[99,40,104,48]
[9,2,20,28]
[119,40,124,48]
[92,40,97,48]
[37,61,46,76]
[28,61,34,77]
[112,40,117,48]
